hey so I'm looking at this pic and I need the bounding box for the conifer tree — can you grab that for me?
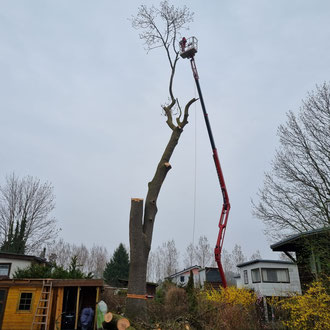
[186,270,197,314]
[103,243,129,287]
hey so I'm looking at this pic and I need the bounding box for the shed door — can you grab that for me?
[0,288,8,327]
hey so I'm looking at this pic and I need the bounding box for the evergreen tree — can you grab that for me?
[185,270,197,314]
[103,243,129,287]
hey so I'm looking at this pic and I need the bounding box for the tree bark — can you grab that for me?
[126,128,183,319]
[126,198,148,319]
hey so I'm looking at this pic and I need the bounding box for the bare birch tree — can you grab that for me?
[47,240,108,278]
[0,173,57,254]
[87,244,109,278]
[146,239,179,282]
[146,250,156,282]
[249,249,262,261]
[162,239,179,277]
[47,238,72,269]
[221,248,234,274]
[127,1,196,318]
[72,244,89,273]
[183,242,196,268]
[253,83,330,239]
[195,235,212,268]
[232,244,246,272]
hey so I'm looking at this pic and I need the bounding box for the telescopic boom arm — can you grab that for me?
[180,37,231,288]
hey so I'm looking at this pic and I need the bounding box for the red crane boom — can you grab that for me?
[180,37,231,288]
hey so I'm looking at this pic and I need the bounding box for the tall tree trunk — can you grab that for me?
[126,127,183,319]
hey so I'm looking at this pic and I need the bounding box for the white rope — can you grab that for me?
[192,82,197,245]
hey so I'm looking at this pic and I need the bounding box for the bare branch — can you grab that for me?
[177,97,198,128]
[253,83,330,238]
[131,1,194,115]
[0,173,58,254]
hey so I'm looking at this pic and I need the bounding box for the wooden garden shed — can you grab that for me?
[0,278,103,329]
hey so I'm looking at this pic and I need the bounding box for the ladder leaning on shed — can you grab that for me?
[31,279,52,330]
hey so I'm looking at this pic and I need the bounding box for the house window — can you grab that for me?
[18,292,33,311]
[261,268,290,283]
[0,263,11,277]
[243,270,248,284]
[251,268,261,283]
[180,275,185,283]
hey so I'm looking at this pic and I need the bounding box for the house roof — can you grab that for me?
[0,252,47,264]
[237,259,295,268]
[271,227,330,252]
[167,265,201,278]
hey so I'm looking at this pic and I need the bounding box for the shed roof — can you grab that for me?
[0,278,104,288]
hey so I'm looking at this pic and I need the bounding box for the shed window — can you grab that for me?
[18,292,33,311]
[251,268,261,283]
[243,270,248,284]
[0,263,11,277]
[261,268,290,283]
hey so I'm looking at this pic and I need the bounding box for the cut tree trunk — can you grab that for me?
[126,128,183,320]
[102,312,131,329]
[125,87,197,319]
[126,198,148,320]
[104,312,113,323]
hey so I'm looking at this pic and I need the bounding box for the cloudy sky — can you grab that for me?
[1,0,330,263]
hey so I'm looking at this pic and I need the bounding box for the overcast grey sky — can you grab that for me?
[1,0,330,263]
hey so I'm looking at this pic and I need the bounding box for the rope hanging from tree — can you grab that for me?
[192,83,198,245]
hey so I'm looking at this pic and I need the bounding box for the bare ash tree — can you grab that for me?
[253,83,330,239]
[0,173,58,254]
[127,1,196,318]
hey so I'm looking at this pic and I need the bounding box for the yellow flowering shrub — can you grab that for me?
[197,287,261,329]
[276,279,330,329]
[204,286,257,309]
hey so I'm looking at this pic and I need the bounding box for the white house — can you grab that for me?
[167,265,201,286]
[0,252,47,278]
[236,259,301,296]
[236,259,302,321]
[168,266,223,289]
